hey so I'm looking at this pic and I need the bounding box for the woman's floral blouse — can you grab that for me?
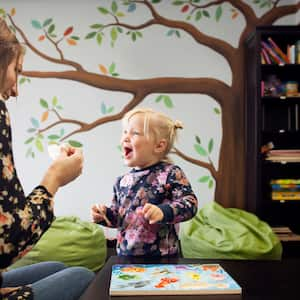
[100,161,198,256]
[0,100,54,300]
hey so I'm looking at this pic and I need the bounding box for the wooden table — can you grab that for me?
[80,255,299,300]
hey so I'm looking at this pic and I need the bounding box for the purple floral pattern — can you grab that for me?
[102,162,198,256]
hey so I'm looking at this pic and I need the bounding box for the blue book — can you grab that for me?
[109,263,242,295]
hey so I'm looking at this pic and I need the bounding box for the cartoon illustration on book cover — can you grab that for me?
[110,264,242,296]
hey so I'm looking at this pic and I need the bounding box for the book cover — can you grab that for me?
[109,263,242,296]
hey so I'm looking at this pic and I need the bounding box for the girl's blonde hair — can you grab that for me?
[122,107,183,163]
[0,17,24,94]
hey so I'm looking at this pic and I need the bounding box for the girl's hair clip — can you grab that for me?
[174,120,183,129]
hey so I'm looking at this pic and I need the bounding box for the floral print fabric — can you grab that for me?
[0,100,54,300]
[103,162,198,256]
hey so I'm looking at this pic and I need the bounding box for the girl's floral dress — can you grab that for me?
[0,100,54,299]
[100,162,198,256]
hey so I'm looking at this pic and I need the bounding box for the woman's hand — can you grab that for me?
[40,146,83,196]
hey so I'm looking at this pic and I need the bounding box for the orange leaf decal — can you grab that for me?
[66,38,77,46]
[10,8,16,16]
[98,64,108,75]
[232,11,238,19]
[38,35,45,41]
[41,111,49,122]
[64,26,73,36]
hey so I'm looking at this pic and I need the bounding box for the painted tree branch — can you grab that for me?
[173,147,218,180]
[239,2,299,45]
[8,15,85,71]
[20,71,231,108]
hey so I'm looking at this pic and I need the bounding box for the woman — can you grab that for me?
[0,17,94,299]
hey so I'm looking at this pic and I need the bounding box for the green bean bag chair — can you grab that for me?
[9,216,107,272]
[180,201,282,260]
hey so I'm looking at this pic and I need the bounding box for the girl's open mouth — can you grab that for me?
[124,147,132,158]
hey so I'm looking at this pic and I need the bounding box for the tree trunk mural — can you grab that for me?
[2,1,299,209]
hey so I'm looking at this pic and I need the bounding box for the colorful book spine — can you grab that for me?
[261,48,271,64]
[261,41,285,65]
[267,37,290,63]
[287,45,295,64]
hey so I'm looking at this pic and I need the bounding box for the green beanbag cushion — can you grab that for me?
[180,201,282,260]
[9,216,107,272]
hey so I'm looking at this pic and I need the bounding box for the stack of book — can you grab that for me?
[265,149,300,163]
[270,179,300,201]
[261,37,299,65]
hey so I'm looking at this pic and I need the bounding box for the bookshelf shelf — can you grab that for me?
[245,25,300,232]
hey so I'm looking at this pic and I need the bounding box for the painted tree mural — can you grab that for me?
[1,1,299,210]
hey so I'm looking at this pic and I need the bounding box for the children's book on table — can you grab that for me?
[109,263,242,296]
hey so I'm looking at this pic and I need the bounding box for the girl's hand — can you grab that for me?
[142,203,164,224]
[90,204,111,226]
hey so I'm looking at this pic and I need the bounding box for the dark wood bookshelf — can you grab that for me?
[245,26,300,233]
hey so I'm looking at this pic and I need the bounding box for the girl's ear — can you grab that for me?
[154,139,167,154]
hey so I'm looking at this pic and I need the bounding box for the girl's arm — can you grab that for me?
[158,165,198,224]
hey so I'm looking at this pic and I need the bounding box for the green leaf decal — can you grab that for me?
[26,147,32,158]
[215,6,222,21]
[90,23,103,29]
[98,7,109,14]
[194,144,207,156]
[198,176,210,183]
[131,32,136,42]
[195,11,202,21]
[109,62,116,74]
[195,135,201,144]
[48,134,60,140]
[70,35,80,40]
[97,33,102,45]
[172,1,185,5]
[111,27,117,41]
[31,20,42,29]
[85,32,97,39]
[25,137,34,144]
[155,95,163,103]
[35,139,44,152]
[214,107,221,114]
[208,138,214,153]
[19,77,26,85]
[111,1,118,14]
[52,96,58,106]
[40,98,49,109]
[202,10,210,17]
[68,140,83,148]
[164,96,173,108]
[43,18,53,27]
[107,106,114,113]
[48,24,55,34]
[208,179,214,189]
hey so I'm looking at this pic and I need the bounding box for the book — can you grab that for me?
[109,263,242,296]
[261,41,285,64]
[267,37,290,63]
[261,48,271,64]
